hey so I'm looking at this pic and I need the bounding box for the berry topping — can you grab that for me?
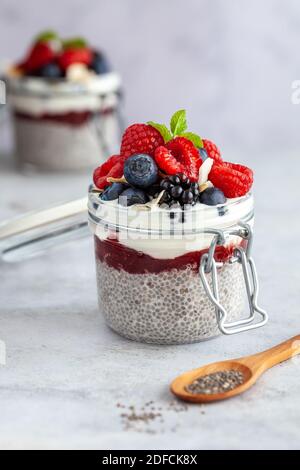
[91,109,254,208]
[93,154,126,190]
[199,187,226,206]
[119,188,149,207]
[124,154,158,188]
[120,124,164,158]
[101,182,125,201]
[202,139,223,163]
[90,51,111,74]
[209,162,253,198]
[155,137,202,182]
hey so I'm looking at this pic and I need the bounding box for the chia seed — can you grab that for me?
[186,369,245,395]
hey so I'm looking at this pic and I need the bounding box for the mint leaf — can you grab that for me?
[170,109,187,136]
[36,30,59,43]
[63,37,88,49]
[147,122,173,143]
[181,132,203,148]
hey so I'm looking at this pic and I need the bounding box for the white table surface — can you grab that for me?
[0,153,300,450]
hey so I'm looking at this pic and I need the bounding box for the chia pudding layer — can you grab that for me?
[94,237,246,344]
[13,110,119,171]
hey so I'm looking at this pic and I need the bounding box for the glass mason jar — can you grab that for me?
[4,73,123,171]
[0,193,267,344]
[88,192,267,344]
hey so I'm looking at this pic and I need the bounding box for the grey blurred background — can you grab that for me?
[1,0,300,161]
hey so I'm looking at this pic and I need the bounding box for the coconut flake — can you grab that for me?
[135,190,165,211]
[198,158,214,185]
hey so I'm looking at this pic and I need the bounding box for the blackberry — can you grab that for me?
[170,185,183,199]
[157,173,200,208]
[181,190,194,205]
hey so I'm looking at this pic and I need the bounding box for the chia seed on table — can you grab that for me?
[186,370,245,395]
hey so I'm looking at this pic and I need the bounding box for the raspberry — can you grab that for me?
[93,155,125,189]
[203,139,222,163]
[120,124,164,158]
[209,161,253,198]
[58,47,92,70]
[154,137,201,181]
[22,42,55,73]
[154,146,184,176]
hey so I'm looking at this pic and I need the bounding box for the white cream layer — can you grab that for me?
[5,72,121,116]
[90,194,254,259]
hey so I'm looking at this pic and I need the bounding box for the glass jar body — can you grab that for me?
[6,75,122,171]
[89,195,254,344]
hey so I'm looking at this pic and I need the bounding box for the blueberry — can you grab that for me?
[170,185,183,199]
[181,190,194,205]
[199,187,226,206]
[34,62,63,79]
[101,182,125,201]
[90,51,111,74]
[199,148,208,161]
[119,188,149,206]
[124,154,158,188]
[168,175,181,185]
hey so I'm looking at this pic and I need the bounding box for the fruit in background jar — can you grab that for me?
[120,124,164,158]
[124,154,158,188]
[90,51,111,74]
[22,42,55,73]
[202,139,223,163]
[119,188,149,206]
[154,137,202,182]
[93,154,126,190]
[101,182,126,201]
[209,162,253,198]
[34,62,63,78]
[58,38,92,71]
[199,187,226,206]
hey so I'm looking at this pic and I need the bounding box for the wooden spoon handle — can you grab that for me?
[240,335,300,373]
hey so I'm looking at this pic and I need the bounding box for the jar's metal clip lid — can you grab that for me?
[199,222,268,335]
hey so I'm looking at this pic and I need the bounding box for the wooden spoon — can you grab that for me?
[171,335,300,403]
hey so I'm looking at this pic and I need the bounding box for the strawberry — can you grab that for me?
[93,155,126,189]
[203,139,222,163]
[22,42,55,73]
[58,47,92,71]
[154,137,202,182]
[120,124,164,158]
[209,162,253,198]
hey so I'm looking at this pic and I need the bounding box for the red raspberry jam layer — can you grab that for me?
[15,107,114,127]
[94,236,244,275]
